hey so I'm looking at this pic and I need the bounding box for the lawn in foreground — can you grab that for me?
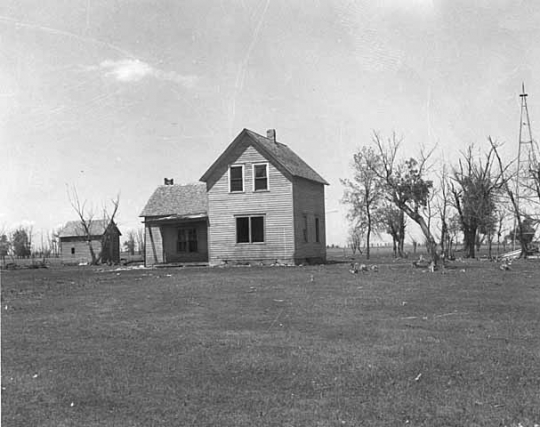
[2,259,540,426]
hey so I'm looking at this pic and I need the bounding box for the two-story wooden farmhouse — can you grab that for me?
[140,128,328,266]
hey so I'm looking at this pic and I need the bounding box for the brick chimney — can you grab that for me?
[266,129,276,143]
[164,178,174,185]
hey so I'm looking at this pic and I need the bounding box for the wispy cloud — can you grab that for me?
[97,59,197,88]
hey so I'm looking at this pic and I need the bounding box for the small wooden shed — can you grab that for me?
[58,219,121,264]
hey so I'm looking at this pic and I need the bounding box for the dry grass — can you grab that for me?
[2,256,539,426]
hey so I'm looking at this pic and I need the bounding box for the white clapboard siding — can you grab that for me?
[207,144,295,264]
[60,239,102,264]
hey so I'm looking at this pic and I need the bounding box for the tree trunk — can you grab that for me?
[419,224,440,266]
[402,206,440,266]
[87,240,98,264]
[366,210,372,260]
[366,225,371,260]
[463,228,476,258]
[440,220,448,260]
[398,211,405,257]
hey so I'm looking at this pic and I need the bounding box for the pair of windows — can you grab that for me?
[236,215,321,244]
[178,228,197,253]
[236,216,264,243]
[230,164,268,192]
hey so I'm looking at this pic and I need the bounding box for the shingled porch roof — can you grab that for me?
[139,183,208,219]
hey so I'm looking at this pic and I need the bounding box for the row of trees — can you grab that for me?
[342,133,540,266]
[0,226,60,260]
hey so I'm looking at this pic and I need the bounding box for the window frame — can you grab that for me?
[177,227,198,253]
[303,214,308,243]
[315,217,320,243]
[235,215,265,244]
[252,163,269,192]
[229,164,244,193]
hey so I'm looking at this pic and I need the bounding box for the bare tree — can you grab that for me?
[513,138,540,213]
[494,210,506,256]
[36,229,58,258]
[489,138,532,257]
[49,228,60,258]
[371,132,441,266]
[347,224,365,256]
[136,227,145,255]
[530,158,540,209]
[436,166,453,260]
[123,230,137,256]
[47,227,62,258]
[67,186,120,265]
[446,214,461,259]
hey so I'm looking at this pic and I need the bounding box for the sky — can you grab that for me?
[1,0,540,246]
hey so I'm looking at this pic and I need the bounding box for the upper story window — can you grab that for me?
[253,164,268,191]
[229,165,244,192]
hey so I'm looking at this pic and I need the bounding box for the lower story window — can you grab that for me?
[236,216,265,243]
[178,228,198,252]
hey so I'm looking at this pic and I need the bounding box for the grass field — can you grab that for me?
[2,255,539,426]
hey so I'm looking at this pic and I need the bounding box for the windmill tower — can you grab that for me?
[515,83,537,212]
[512,83,538,250]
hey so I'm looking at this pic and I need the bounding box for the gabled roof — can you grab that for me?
[199,128,329,185]
[58,219,120,238]
[139,183,208,218]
